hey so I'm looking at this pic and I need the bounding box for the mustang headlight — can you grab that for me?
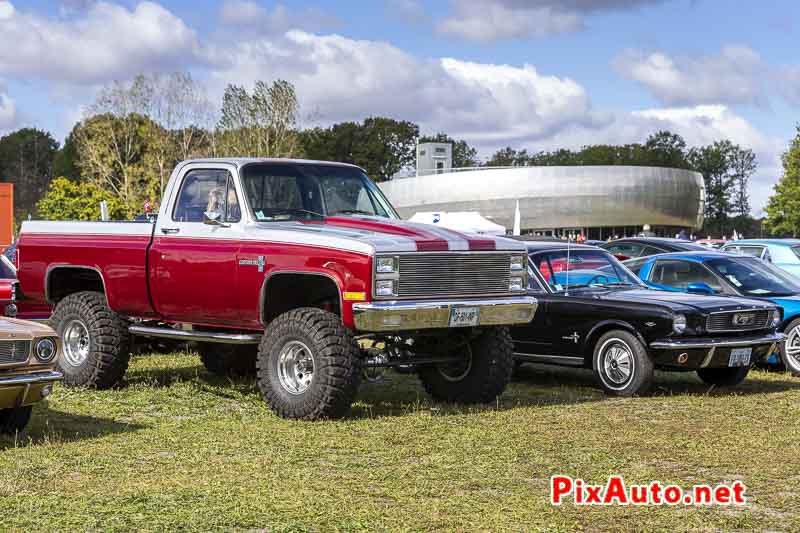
[770,309,781,328]
[673,314,687,334]
[376,256,397,273]
[34,337,58,363]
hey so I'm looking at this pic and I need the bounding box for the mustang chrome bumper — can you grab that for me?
[650,332,785,350]
[352,297,537,332]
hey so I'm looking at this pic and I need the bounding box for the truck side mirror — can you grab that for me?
[686,282,715,295]
[203,211,228,227]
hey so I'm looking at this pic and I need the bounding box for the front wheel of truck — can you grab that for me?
[256,308,361,420]
[50,291,131,389]
[417,327,514,404]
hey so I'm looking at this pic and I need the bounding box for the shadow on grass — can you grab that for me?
[0,409,147,449]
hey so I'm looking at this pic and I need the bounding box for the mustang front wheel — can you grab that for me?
[780,318,800,377]
[592,330,653,396]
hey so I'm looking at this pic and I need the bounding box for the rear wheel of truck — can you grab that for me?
[592,330,653,396]
[198,343,257,377]
[256,308,361,420]
[50,291,130,389]
[417,327,514,404]
[696,366,750,387]
[0,406,32,435]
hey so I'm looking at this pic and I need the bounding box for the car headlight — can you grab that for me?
[673,314,687,334]
[509,276,525,291]
[770,309,781,328]
[510,255,525,271]
[375,279,396,297]
[376,256,397,273]
[34,337,58,363]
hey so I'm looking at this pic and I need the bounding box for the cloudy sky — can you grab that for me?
[0,0,798,213]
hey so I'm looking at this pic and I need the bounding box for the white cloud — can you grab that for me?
[220,1,340,35]
[438,0,663,42]
[0,90,16,131]
[615,46,766,106]
[387,0,426,23]
[0,1,201,85]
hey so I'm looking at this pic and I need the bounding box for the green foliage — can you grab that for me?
[0,128,59,221]
[766,126,800,237]
[301,117,419,181]
[36,176,126,221]
[418,133,479,168]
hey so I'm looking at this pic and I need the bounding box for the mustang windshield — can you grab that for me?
[241,163,399,221]
[706,256,800,297]
[532,249,644,292]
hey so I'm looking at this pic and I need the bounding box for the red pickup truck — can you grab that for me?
[17,158,537,419]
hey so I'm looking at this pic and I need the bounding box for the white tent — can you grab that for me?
[409,211,507,236]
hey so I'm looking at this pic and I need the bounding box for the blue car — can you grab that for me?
[721,239,800,280]
[625,251,800,375]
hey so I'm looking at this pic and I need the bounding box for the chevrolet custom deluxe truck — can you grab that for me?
[16,158,536,419]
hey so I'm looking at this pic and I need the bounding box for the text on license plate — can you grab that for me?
[449,306,480,327]
[729,347,752,367]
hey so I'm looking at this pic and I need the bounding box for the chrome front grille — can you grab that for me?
[0,340,30,365]
[706,310,770,332]
[396,253,513,298]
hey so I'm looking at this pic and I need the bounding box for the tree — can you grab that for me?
[300,117,418,181]
[689,140,737,235]
[729,147,756,218]
[485,147,531,167]
[53,127,80,180]
[643,131,690,169]
[36,177,126,221]
[0,128,59,221]
[216,80,300,158]
[418,133,479,168]
[766,126,800,237]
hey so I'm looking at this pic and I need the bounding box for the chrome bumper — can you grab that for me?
[650,332,785,350]
[0,370,63,387]
[0,370,63,408]
[352,296,537,332]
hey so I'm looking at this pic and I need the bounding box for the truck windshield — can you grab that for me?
[240,163,399,221]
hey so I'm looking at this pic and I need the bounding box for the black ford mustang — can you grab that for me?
[512,242,784,395]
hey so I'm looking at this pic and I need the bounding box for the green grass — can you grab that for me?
[2,351,800,532]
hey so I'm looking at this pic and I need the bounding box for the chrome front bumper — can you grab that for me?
[0,370,63,408]
[352,296,537,332]
[650,332,785,350]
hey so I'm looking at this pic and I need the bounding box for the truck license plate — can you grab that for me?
[729,347,752,367]
[449,306,480,328]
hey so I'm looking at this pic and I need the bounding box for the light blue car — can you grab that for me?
[625,251,800,375]
[721,239,800,280]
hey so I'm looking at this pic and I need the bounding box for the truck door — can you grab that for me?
[149,165,244,325]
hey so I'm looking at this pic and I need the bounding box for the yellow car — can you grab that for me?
[0,317,62,434]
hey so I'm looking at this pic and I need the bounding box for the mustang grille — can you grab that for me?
[396,253,513,298]
[706,310,770,332]
[0,340,30,365]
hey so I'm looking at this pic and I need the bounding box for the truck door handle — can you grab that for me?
[161,227,180,234]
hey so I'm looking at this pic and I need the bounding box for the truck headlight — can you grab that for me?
[770,309,781,328]
[376,256,397,273]
[375,280,396,297]
[510,255,525,271]
[34,337,57,363]
[673,314,687,334]
[509,276,525,291]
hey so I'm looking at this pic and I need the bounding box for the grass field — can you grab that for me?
[1,350,799,531]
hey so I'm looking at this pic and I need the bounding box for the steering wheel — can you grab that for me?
[587,275,610,285]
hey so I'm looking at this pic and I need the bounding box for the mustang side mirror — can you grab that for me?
[203,210,229,227]
[686,282,715,295]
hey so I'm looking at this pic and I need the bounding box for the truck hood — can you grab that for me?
[579,287,778,314]
[252,216,525,255]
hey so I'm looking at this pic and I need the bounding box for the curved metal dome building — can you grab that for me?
[378,166,705,239]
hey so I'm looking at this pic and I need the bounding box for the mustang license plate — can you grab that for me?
[729,347,752,367]
[449,306,480,327]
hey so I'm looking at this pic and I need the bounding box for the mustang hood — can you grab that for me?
[251,216,525,255]
[594,288,777,314]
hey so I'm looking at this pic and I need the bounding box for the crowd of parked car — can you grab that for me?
[1,157,800,431]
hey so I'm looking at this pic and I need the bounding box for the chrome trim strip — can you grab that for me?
[129,325,262,345]
[352,296,537,332]
[650,332,785,350]
[0,370,63,387]
[514,353,584,367]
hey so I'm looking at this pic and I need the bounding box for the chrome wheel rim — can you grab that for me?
[784,325,800,372]
[438,345,473,382]
[277,340,315,395]
[62,319,90,367]
[601,339,634,387]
